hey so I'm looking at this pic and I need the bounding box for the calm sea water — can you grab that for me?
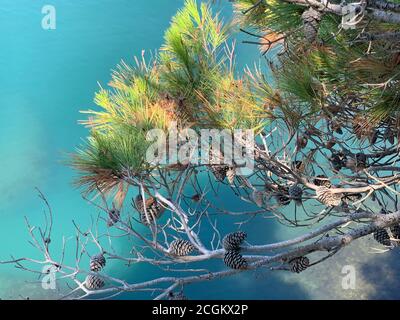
[0,0,399,299]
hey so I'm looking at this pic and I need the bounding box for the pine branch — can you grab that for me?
[358,30,400,41]
[281,0,400,24]
[367,7,400,23]
[368,0,400,13]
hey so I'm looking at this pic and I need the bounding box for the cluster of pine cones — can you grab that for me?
[133,194,165,226]
[85,253,107,290]
[222,231,248,270]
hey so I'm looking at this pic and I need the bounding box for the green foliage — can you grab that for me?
[233,0,303,33]
[71,0,271,194]
[234,0,400,123]
[70,0,400,199]
[369,86,400,121]
[82,57,163,132]
[160,0,229,98]
[71,126,151,193]
[278,60,323,107]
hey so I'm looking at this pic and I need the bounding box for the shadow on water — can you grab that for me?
[110,181,310,300]
[113,260,310,300]
[185,271,310,299]
[110,218,400,300]
[359,248,400,299]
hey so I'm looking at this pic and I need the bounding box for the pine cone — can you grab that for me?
[316,187,342,207]
[169,239,195,256]
[313,175,331,188]
[223,251,248,270]
[289,256,310,273]
[373,228,391,246]
[85,275,105,290]
[223,231,247,251]
[90,253,106,272]
[301,8,321,43]
[288,185,303,200]
[133,195,164,226]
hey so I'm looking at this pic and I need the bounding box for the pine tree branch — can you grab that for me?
[281,0,400,24]
[368,0,400,13]
[282,0,342,14]
[367,7,400,23]
[358,31,400,41]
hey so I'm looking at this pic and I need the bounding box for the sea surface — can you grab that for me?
[0,0,399,299]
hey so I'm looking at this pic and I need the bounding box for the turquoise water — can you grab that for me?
[0,0,399,299]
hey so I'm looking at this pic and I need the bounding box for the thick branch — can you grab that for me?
[368,0,400,12]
